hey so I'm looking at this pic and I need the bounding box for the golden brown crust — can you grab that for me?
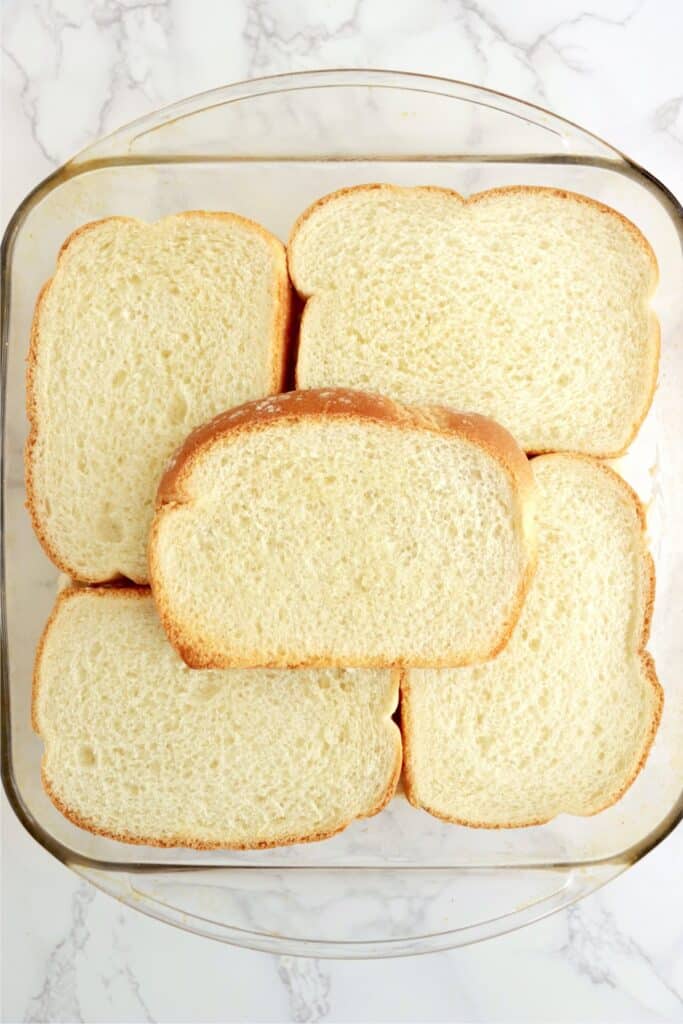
[25,212,292,585]
[150,388,537,670]
[33,587,402,849]
[288,183,659,457]
[400,452,663,829]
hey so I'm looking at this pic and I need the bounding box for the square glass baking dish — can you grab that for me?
[2,70,682,957]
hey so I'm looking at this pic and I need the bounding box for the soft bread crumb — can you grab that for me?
[33,588,401,849]
[402,454,662,827]
[149,389,536,669]
[289,185,658,455]
[26,212,291,584]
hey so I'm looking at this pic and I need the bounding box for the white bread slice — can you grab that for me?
[26,212,291,585]
[150,389,536,670]
[289,184,659,456]
[32,587,401,849]
[402,455,663,828]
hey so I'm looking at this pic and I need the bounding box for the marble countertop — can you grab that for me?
[2,1,682,1021]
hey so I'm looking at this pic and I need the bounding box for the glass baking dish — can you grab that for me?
[2,70,682,958]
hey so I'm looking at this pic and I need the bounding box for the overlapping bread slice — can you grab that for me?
[289,184,658,455]
[402,455,662,827]
[33,587,401,849]
[26,211,291,584]
[149,388,537,670]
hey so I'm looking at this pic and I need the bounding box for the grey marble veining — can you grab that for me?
[2,1,682,1022]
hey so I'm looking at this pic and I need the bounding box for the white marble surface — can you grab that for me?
[2,1,682,1021]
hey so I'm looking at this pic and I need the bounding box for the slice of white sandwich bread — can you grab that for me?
[288,184,659,456]
[149,388,537,670]
[26,212,291,585]
[32,587,401,849]
[401,454,663,828]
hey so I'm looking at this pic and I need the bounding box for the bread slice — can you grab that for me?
[289,184,659,456]
[150,388,537,670]
[26,211,291,584]
[402,455,663,828]
[32,587,401,849]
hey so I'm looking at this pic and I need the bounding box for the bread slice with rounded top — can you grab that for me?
[33,587,401,849]
[289,184,659,456]
[149,388,537,670]
[26,211,291,585]
[402,454,663,828]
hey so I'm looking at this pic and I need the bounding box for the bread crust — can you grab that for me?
[150,387,537,670]
[400,453,663,828]
[33,586,403,849]
[25,211,292,585]
[288,183,659,457]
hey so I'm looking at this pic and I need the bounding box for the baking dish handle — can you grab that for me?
[74,861,626,958]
